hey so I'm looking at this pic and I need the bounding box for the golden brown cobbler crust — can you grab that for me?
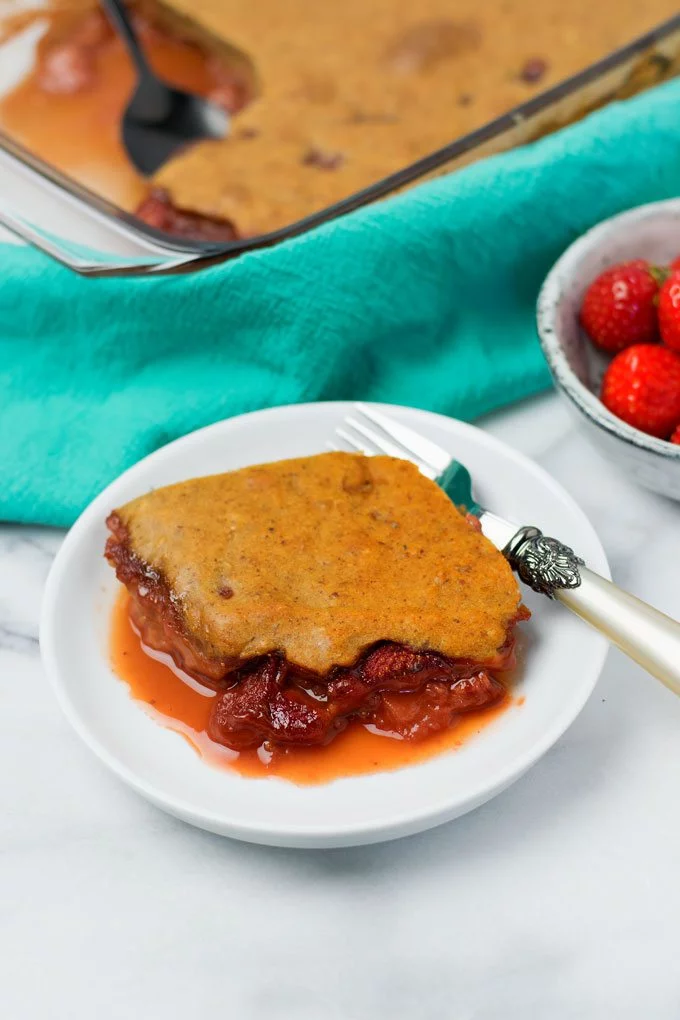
[105,452,522,675]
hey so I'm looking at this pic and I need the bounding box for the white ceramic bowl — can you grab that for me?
[40,402,609,848]
[537,199,680,501]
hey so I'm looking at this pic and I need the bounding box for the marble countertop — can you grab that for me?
[2,392,680,1019]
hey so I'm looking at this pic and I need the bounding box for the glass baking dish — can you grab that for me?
[1,10,679,277]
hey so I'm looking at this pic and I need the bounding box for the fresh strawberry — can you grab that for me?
[671,424,680,445]
[600,344,680,438]
[657,271,680,352]
[579,259,660,352]
[670,256,680,273]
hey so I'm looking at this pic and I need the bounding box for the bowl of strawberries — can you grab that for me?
[537,199,680,501]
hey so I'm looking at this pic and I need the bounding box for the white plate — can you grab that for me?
[40,402,609,848]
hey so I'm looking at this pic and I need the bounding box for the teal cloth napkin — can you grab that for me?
[3,76,680,527]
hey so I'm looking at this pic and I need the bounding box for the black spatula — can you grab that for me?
[102,0,229,176]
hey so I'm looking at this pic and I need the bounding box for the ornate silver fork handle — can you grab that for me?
[334,405,680,696]
[503,524,680,695]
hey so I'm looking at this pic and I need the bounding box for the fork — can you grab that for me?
[332,403,680,695]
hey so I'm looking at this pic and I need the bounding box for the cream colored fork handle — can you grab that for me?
[556,567,680,695]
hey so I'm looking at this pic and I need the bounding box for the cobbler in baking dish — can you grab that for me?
[1,0,677,239]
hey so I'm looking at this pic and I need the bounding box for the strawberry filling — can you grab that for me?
[123,573,526,752]
[206,641,516,750]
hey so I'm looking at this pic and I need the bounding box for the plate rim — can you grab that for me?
[40,401,610,844]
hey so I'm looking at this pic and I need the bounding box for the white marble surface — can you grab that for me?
[2,392,680,1019]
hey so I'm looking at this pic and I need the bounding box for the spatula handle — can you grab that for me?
[102,0,154,79]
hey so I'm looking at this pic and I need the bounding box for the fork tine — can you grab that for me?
[354,403,451,475]
[336,417,438,480]
[345,417,410,460]
[335,426,376,458]
[344,417,437,479]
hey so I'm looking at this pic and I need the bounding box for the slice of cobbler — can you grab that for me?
[105,452,528,750]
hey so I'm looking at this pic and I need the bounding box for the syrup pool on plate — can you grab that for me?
[110,589,522,785]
